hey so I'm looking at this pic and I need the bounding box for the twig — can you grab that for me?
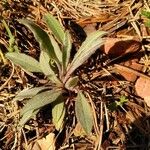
[104,103,109,132]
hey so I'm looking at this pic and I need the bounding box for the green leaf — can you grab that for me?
[14,86,50,101]
[19,109,39,127]
[52,97,65,130]
[18,19,59,63]
[65,76,79,90]
[141,10,150,19]
[2,20,18,52]
[44,13,65,44]
[62,30,72,73]
[141,10,150,27]
[108,96,128,111]
[2,20,13,39]
[118,95,128,106]
[50,35,62,63]
[75,91,93,134]
[6,52,41,72]
[39,51,62,85]
[66,31,106,79]
[20,88,62,116]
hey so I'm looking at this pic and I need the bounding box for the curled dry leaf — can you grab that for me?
[135,77,150,107]
[102,37,142,82]
[102,37,141,58]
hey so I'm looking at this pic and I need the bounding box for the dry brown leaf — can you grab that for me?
[144,96,150,107]
[32,133,55,150]
[135,77,150,97]
[77,13,111,26]
[135,77,150,107]
[83,23,96,35]
[102,37,141,58]
[102,37,142,82]
[118,60,143,82]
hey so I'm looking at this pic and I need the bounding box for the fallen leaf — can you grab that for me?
[135,77,150,97]
[117,59,143,82]
[77,13,111,26]
[32,133,55,150]
[83,23,96,35]
[135,77,150,107]
[144,96,150,107]
[102,37,142,82]
[102,37,141,58]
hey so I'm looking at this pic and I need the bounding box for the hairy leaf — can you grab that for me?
[39,51,62,85]
[66,31,106,79]
[75,91,93,134]
[14,86,50,101]
[65,76,78,90]
[62,30,72,73]
[52,97,65,130]
[50,35,62,63]
[19,109,39,127]
[44,13,65,44]
[20,89,62,116]
[6,52,41,72]
[18,19,59,63]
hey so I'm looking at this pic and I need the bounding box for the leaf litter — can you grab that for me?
[0,0,150,149]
